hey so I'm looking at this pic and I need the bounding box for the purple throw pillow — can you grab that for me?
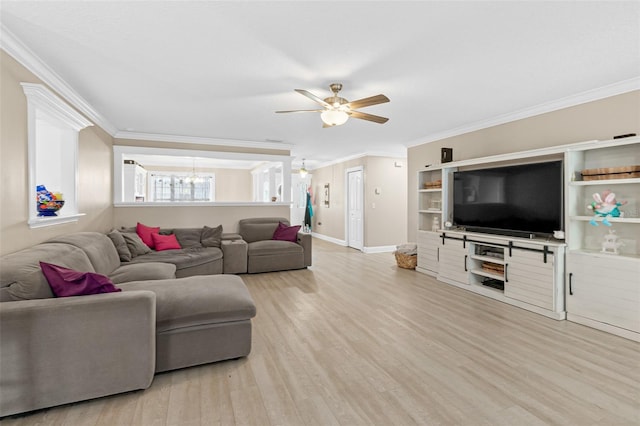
[40,262,121,297]
[272,222,301,243]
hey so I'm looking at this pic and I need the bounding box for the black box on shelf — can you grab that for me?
[441,148,453,163]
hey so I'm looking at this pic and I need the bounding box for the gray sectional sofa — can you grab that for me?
[0,217,312,416]
[0,232,256,417]
[117,218,312,275]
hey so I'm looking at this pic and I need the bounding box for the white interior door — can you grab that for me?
[290,173,311,227]
[347,168,364,251]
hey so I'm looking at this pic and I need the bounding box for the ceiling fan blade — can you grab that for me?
[348,110,389,124]
[295,89,332,108]
[275,109,324,114]
[346,94,390,110]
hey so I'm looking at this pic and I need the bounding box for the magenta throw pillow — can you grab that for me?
[40,262,121,297]
[136,222,160,249]
[272,222,301,243]
[151,233,182,251]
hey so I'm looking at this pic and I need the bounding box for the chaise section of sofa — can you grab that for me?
[120,275,255,372]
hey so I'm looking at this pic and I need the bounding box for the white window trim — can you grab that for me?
[22,83,92,228]
[113,145,292,205]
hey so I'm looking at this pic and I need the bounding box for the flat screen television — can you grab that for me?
[452,161,563,237]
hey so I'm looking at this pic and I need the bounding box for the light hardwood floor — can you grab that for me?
[2,238,639,425]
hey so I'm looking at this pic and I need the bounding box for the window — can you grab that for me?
[149,172,215,202]
[113,145,292,204]
[252,163,283,202]
[22,83,93,228]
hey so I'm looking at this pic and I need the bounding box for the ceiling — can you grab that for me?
[2,1,639,168]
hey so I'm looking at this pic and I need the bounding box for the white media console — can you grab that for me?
[419,230,566,319]
[416,136,640,341]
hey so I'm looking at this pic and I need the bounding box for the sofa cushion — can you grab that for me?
[40,262,121,297]
[45,232,122,276]
[201,225,222,248]
[152,233,181,251]
[106,229,132,262]
[119,275,256,333]
[272,222,301,242]
[109,262,176,284]
[137,222,160,249]
[172,228,203,248]
[1,243,95,301]
[247,240,303,256]
[122,233,152,257]
[239,217,290,243]
[128,247,223,271]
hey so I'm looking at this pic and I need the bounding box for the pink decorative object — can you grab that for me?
[136,222,160,248]
[151,233,182,251]
[40,262,121,297]
[272,222,301,242]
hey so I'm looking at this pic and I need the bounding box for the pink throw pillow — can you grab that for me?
[151,233,182,251]
[272,222,301,243]
[137,222,160,249]
[40,262,121,297]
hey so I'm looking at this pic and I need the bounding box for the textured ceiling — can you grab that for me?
[2,1,639,167]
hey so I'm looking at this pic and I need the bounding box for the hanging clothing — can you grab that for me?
[304,190,313,228]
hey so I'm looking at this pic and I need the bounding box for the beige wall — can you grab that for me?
[311,155,407,249]
[0,51,114,255]
[113,205,290,234]
[212,168,252,202]
[407,91,640,242]
[365,157,408,247]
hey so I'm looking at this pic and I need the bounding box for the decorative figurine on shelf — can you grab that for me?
[587,190,627,226]
[601,229,624,255]
[36,185,65,216]
[432,216,440,232]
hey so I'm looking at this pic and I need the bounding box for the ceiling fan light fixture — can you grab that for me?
[320,110,349,126]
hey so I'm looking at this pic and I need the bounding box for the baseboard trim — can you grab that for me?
[363,245,396,254]
[311,234,397,254]
[311,232,347,246]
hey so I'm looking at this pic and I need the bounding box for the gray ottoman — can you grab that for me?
[120,274,256,372]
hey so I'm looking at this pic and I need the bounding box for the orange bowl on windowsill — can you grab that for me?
[37,200,65,216]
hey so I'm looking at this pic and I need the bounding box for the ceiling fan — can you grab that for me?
[276,83,390,127]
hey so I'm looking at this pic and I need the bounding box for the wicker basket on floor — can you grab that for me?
[394,251,417,269]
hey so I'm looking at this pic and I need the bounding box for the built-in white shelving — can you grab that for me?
[415,136,640,341]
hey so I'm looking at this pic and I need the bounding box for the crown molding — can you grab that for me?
[1,24,119,136]
[311,149,407,170]
[21,83,93,131]
[114,131,294,151]
[406,77,640,148]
